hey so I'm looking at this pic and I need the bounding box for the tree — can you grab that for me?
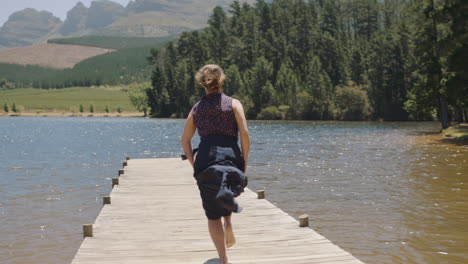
[207,6,228,62]
[147,66,170,117]
[353,0,380,41]
[443,0,468,121]
[224,65,245,96]
[321,0,339,38]
[404,0,450,128]
[245,57,274,114]
[129,82,150,117]
[145,0,438,121]
[3,103,8,113]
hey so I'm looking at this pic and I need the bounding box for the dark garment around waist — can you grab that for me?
[194,135,245,175]
[193,135,247,218]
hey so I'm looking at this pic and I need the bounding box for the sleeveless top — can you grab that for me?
[192,92,238,138]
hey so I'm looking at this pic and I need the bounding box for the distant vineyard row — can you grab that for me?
[47,35,177,50]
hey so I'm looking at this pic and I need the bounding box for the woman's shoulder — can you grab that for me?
[191,100,201,113]
[230,97,241,106]
[222,93,235,100]
[222,93,241,105]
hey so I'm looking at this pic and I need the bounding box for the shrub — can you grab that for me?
[257,106,282,120]
[79,104,84,113]
[3,103,8,112]
[278,105,290,120]
[335,81,373,121]
[16,105,25,113]
[129,82,149,116]
[89,104,94,113]
[69,106,78,114]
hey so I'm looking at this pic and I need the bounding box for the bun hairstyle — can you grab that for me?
[195,64,226,91]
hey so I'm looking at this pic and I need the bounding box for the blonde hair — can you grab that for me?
[195,64,226,91]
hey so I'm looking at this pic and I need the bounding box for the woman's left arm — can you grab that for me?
[232,99,250,173]
[181,109,196,167]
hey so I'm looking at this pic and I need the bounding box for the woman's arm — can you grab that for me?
[232,99,250,173]
[181,109,196,167]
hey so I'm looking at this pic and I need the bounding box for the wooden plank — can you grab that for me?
[71,158,364,264]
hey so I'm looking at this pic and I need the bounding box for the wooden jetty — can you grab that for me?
[71,158,365,264]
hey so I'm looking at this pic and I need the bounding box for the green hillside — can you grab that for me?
[0,35,177,88]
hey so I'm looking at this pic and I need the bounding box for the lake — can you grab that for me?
[0,117,466,264]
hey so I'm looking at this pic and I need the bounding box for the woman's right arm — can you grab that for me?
[181,109,196,167]
[232,99,250,173]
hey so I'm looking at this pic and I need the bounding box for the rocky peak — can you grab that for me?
[126,0,169,14]
[0,8,62,47]
[86,0,127,30]
[59,2,89,35]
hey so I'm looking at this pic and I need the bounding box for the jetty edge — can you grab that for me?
[71,158,365,264]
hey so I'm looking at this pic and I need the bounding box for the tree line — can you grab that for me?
[146,0,467,128]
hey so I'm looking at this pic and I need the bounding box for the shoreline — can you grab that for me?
[442,123,468,140]
[0,110,144,117]
[412,123,468,146]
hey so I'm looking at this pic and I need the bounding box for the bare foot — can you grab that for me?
[219,256,228,264]
[224,223,236,248]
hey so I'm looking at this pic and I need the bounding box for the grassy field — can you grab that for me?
[0,87,137,112]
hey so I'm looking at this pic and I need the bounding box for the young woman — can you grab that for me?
[180,64,250,264]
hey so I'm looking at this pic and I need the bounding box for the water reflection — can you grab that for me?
[400,132,468,264]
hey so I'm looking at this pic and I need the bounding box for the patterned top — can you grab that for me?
[192,92,238,138]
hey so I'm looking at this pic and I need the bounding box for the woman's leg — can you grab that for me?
[208,218,228,264]
[223,215,236,248]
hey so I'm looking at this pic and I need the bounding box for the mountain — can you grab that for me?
[99,11,195,37]
[59,2,88,36]
[99,0,257,37]
[85,0,127,30]
[0,0,257,49]
[126,0,167,13]
[0,9,62,47]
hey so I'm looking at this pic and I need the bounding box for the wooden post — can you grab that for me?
[112,178,119,188]
[103,196,111,205]
[257,190,265,199]
[118,169,124,176]
[126,156,131,160]
[299,214,309,227]
[83,224,93,238]
[123,160,128,167]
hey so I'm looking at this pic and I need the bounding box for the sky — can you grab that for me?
[0,0,131,27]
